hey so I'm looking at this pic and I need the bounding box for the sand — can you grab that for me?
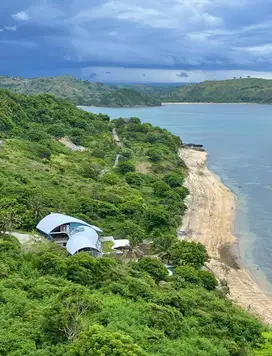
[161,102,251,105]
[179,148,272,324]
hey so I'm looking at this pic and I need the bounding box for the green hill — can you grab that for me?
[0,89,268,355]
[156,78,272,104]
[0,75,161,107]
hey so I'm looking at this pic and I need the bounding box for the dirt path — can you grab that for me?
[179,148,272,324]
[112,128,122,147]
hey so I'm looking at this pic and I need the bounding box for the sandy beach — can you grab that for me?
[161,102,250,105]
[179,148,272,324]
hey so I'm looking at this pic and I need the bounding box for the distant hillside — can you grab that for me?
[2,76,272,106]
[0,75,161,107]
[157,78,272,104]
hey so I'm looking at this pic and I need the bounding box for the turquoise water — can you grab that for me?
[82,104,272,290]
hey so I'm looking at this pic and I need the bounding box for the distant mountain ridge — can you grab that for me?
[1,76,272,106]
[0,75,161,107]
[152,78,272,104]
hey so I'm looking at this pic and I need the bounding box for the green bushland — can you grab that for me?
[126,78,272,104]
[0,89,186,249]
[0,236,265,355]
[0,75,161,107]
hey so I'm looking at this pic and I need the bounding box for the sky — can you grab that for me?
[1,0,272,82]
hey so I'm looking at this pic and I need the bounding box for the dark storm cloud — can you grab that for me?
[176,71,189,78]
[1,0,272,77]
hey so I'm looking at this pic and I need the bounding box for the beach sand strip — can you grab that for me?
[179,148,272,324]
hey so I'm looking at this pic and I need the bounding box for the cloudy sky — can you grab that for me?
[1,0,272,82]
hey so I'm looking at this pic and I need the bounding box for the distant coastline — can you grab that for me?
[161,102,253,105]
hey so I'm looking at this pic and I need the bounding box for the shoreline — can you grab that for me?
[162,102,254,105]
[179,147,272,324]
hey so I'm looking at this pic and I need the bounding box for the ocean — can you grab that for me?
[82,104,272,292]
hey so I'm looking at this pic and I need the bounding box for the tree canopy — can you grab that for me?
[0,237,265,356]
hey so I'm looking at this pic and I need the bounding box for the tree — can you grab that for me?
[167,241,209,268]
[125,172,144,186]
[37,252,67,277]
[163,173,184,188]
[198,270,218,291]
[115,221,146,247]
[174,265,201,285]
[136,257,169,283]
[145,208,170,231]
[153,233,177,253]
[67,324,147,356]
[47,123,66,138]
[129,117,141,125]
[44,285,101,343]
[117,161,136,174]
[0,198,23,234]
[153,181,170,197]
[147,148,161,162]
[119,201,145,217]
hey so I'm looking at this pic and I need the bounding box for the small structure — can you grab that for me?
[36,213,103,257]
[100,236,130,253]
[113,239,130,251]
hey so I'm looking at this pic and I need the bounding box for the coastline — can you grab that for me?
[162,102,252,105]
[179,147,272,324]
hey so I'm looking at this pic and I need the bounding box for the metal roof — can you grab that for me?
[36,213,102,235]
[113,239,130,249]
[66,226,100,255]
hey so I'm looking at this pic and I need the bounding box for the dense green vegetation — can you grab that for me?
[0,76,161,107]
[0,89,185,248]
[0,235,266,355]
[130,78,272,104]
[0,89,269,355]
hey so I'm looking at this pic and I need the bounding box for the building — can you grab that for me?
[36,213,103,257]
[100,236,130,252]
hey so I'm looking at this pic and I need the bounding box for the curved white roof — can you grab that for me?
[36,213,102,234]
[66,226,100,255]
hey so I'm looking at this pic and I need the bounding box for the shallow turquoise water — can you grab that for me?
[82,104,272,290]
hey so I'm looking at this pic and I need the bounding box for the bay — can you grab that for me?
[82,103,272,292]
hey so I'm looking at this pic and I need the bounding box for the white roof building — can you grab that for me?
[67,226,101,256]
[36,213,102,256]
[36,213,102,235]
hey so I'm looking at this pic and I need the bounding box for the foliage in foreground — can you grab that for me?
[0,236,264,356]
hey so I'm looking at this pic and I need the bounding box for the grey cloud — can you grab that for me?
[176,71,189,78]
[1,0,272,77]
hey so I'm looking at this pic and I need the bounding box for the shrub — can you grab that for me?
[168,241,209,269]
[136,257,169,283]
[125,172,144,186]
[117,161,136,174]
[153,180,171,197]
[37,252,67,277]
[163,173,184,187]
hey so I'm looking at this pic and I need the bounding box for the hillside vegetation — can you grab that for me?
[0,88,185,246]
[0,235,266,355]
[0,89,270,355]
[0,76,160,107]
[156,78,272,104]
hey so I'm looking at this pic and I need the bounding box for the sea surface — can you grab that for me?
[82,104,272,292]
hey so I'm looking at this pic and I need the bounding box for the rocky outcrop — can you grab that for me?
[181,143,206,152]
